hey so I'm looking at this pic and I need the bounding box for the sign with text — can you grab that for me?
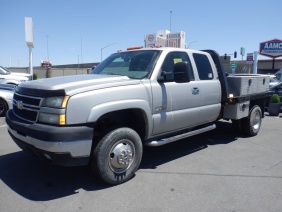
[25,17,34,48]
[259,38,282,58]
[41,60,52,67]
[246,53,254,64]
[240,47,245,56]
[230,62,237,69]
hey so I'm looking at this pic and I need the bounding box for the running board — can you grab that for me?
[144,124,216,147]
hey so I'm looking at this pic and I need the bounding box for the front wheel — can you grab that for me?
[0,98,8,117]
[91,127,143,185]
[242,105,262,136]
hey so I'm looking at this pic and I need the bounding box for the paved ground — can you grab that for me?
[0,114,282,212]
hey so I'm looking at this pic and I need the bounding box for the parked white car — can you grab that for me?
[275,69,282,81]
[0,84,15,116]
[0,66,32,85]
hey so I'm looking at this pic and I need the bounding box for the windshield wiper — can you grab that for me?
[105,72,125,76]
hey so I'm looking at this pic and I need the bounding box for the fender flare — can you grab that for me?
[87,99,152,134]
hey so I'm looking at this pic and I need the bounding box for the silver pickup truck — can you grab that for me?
[5,47,271,185]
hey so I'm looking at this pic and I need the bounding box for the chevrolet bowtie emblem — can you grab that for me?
[17,101,24,110]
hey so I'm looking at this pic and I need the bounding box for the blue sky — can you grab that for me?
[1,0,281,67]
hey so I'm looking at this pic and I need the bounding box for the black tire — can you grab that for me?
[241,105,262,136]
[0,98,8,117]
[231,119,242,133]
[91,127,143,185]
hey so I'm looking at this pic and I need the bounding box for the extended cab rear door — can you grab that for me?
[190,52,221,124]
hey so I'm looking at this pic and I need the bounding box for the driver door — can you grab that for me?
[151,51,201,135]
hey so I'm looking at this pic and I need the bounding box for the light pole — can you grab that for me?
[47,35,49,62]
[101,43,118,62]
[170,10,172,32]
[187,41,197,49]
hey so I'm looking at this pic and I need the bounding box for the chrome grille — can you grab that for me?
[13,92,43,122]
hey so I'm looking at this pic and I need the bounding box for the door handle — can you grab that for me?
[192,87,199,95]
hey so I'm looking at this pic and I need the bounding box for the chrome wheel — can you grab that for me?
[251,109,261,131]
[109,139,135,173]
[91,127,143,185]
[242,105,262,136]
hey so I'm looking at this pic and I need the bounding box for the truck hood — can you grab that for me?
[17,74,141,96]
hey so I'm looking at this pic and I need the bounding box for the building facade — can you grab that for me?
[144,30,186,48]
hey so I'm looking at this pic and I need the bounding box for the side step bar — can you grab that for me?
[144,124,216,147]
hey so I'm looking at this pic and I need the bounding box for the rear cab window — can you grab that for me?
[193,53,214,80]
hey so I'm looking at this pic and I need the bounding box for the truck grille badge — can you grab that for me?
[16,101,24,110]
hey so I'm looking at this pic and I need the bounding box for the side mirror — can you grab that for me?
[174,62,190,83]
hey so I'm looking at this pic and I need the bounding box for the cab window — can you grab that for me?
[193,53,214,80]
[161,52,194,82]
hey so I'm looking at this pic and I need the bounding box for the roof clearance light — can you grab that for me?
[127,46,143,50]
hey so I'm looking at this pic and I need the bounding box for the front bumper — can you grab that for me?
[6,110,94,166]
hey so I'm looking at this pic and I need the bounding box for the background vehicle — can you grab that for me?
[0,66,32,85]
[269,75,280,87]
[6,47,271,185]
[0,84,15,116]
[269,81,282,100]
[275,69,282,81]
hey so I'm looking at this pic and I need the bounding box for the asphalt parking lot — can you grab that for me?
[0,114,282,212]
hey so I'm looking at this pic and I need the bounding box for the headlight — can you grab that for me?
[42,96,69,108]
[39,96,69,125]
[39,113,66,125]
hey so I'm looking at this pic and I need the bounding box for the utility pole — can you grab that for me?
[81,38,83,71]
[47,35,49,62]
[253,51,258,74]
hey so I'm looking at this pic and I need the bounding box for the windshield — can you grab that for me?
[91,50,161,79]
[0,66,11,75]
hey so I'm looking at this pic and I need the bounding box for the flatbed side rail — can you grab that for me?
[230,91,273,104]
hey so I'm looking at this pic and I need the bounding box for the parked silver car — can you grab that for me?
[0,84,15,116]
[0,66,32,85]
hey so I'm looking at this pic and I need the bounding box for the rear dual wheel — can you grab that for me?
[241,105,262,136]
[232,105,262,136]
[91,127,143,185]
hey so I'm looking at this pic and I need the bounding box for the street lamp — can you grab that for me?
[187,41,197,49]
[101,43,118,62]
